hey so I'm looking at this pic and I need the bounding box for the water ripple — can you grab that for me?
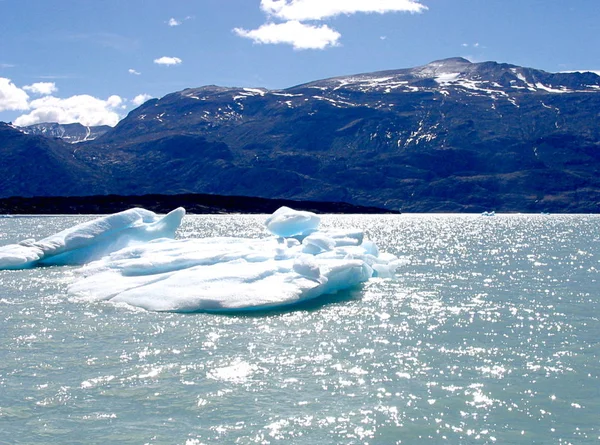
[1,214,599,443]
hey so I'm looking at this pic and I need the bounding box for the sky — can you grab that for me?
[1,0,599,127]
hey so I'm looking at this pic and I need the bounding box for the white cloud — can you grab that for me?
[235,0,426,50]
[128,68,141,75]
[13,94,123,127]
[234,20,341,50]
[168,17,181,26]
[154,56,182,66]
[260,0,427,21]
[132,93,153,106]
[23,82,58,95]
[0,77,29,112]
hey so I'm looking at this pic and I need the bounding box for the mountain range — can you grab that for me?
[20,122,111,143]
[3,57,600,212]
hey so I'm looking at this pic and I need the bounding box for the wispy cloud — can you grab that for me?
[14,94,124,127]
[154,56,182,66]
[128,68,141,75]
[234,21,340,50]
[0,63,15,69]
[23,82,58,95]
[168,16,194,26]
[261,0,426,20]
[35,74,78,80]
[0,78,29,112]
[132,93,154,106]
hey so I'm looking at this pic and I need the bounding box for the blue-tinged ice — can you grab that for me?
[265,206,320,237]
[69,207,399,312]
[0,207,185,269]
[1,206,400,312]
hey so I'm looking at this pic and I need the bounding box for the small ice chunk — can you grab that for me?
[360,240,379,257]
[286,238,300,248]
[293,255,322,280]
[322,229,364,247]
[265,206,320,237]
[302,233,335,254]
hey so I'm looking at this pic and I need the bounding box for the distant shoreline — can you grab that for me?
[0,194,398,215]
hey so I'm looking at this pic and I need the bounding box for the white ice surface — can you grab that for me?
[1,206,399,313]
[69,207,398,312]
[0,207,185,269]
[265,206,320,237]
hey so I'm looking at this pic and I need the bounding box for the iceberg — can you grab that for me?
[0,207,185,269]
[1,206,399,312]
[265,206,320,237]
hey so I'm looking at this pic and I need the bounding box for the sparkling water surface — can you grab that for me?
[0,214,599,444]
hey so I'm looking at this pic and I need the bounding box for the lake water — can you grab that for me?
[0,214,599,444]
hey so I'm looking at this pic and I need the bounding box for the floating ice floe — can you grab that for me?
[0,208,185,269]
[1,206,400,312]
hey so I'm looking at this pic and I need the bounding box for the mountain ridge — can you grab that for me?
[18,122,111,143]
[2,58,600,212]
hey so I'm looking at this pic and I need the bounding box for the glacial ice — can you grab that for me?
[0,207,185,269]
[265,206,320,237]
[1,206,399,312]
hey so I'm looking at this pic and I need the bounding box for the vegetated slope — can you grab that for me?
[0,123,105,197]
[4,58,600,212]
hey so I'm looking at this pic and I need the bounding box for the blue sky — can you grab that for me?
[1,0,599,126]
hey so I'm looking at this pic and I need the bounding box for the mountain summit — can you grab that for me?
[3,58,600,212]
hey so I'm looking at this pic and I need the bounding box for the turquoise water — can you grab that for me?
[0,214,599,444]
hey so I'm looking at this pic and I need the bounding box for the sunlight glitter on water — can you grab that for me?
[1,214,600,443]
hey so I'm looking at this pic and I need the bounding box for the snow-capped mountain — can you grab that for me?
[2,58,600,212]
[294,57,600,96]
[19,122,111,143]
[103,57,600,142]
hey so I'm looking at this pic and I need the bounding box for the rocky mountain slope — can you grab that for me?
[19,122,111,143]
[0,123,106,197]
[2,58,600,212]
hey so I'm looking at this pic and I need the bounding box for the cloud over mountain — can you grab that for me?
[234,21,340,50]
[0,78,29,112]
[132,93,153,106]
[13,94,123,127]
